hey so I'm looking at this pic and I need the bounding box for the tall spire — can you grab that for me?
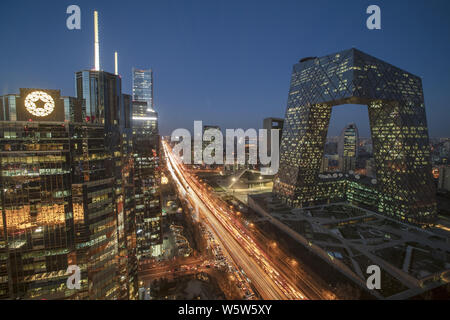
[114,51,118,75]
[94,11,100,71]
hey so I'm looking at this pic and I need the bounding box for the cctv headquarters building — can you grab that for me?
[274,49,437,225]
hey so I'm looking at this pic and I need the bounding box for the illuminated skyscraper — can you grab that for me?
[132,101,158,135]
[0,10,140,301]
[73,11,138,298]
[131,66,162,260]
[132,68,154,111]
[0,89,118,299]
[274,49,436,225]
[75,70,138,299]
[133,133,162,259]
[132,100,162,259]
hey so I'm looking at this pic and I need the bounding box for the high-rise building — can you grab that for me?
[75,70,138,299]
[75,70,122,127]
[131,66,161,260]
[274,49,436,225]
[132,68,154,111]
[132,101,158,135]
[338,123,359,158]
[69,122,119,300]
[0,10,140,301]
[133,136,162,260]
[132,99,162,259]
[118,94,138,300]
[132,66,161,259]
[338,123,359,172]
[0,88,118,299]
[131,70,161,256]
[72,11,138,299]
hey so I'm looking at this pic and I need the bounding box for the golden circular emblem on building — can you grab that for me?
[24,91,55,117]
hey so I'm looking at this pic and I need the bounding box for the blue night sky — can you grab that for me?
[1,0,449,137]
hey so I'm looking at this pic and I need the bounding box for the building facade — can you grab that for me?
[0,89,120,299]
[132,101,158,135]
[132,68,154,111]
[75,71,138,299]
[274,49,436,225]
[132,99,162,259]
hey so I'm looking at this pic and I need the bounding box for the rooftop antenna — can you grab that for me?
[94,11,100,71]
[114,51,118,75]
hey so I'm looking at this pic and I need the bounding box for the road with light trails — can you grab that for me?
[162,140,312,300]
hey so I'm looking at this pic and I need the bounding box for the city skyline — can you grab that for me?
[1,0,450,137]
[0,0,449,304]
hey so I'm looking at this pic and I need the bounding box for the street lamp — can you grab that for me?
[228,275,236,296]
[290,259,298,282]
[268,241,277,252]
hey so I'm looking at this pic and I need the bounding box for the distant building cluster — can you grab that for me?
[431,138,450,193]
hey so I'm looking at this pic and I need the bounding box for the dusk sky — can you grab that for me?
[1,0,449,137]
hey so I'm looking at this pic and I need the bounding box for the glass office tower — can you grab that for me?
[0,121,74,299]
[132,99,162,260]
[132,68,154,111]
[75,70,122,129]
[131,67,162,260]
[132,101,158,135]
[274,48,436,225]
[0,88,120,299]
[75,71,138,299]
[69,123,119,300]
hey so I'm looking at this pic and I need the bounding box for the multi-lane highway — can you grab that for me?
[162,140,329,300]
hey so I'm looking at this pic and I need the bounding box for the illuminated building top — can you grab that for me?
[0,88,83,122]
